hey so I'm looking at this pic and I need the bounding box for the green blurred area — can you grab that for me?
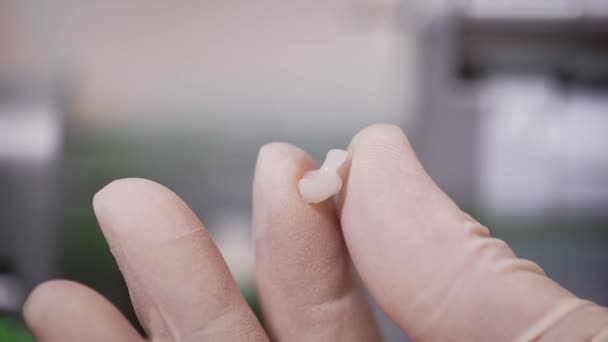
[0,318,33,342]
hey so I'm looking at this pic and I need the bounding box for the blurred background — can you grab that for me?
[1,0,607,340]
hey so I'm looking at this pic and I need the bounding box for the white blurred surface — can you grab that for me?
[0,105,61,163]
[3,1,416,137]
[478,75,608,217]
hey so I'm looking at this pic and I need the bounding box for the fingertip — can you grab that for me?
[254,142,316,205]
[256,142,314,179]
[23,280,142,342]
[349,123,414,156]
[93,178,171,213]
[257,142,310,162]
[23,279,70,326]
[92,178,194,241]
[23,279,105,325]
[344,123,426,193]
[339,123,430,215]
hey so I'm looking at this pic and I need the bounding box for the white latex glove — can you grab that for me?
[23,124,608,341]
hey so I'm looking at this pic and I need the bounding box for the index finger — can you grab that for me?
[253,143,381,341]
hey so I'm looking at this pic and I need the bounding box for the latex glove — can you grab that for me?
[23,124,608,341]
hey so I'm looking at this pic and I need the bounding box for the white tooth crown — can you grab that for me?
[298,149,349,204]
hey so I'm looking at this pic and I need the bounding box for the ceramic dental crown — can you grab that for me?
[298,149,349,204]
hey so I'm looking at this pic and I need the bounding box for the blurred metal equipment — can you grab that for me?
[412,0,608,217]
[409,0,608,313]
[0,76,64,315]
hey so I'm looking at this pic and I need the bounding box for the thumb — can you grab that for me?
[339,124,608,341]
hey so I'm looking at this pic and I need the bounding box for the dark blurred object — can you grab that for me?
[0,76,65,316]
[458,18,608,83]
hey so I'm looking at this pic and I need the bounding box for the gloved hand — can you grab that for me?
[23,124,608,341]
